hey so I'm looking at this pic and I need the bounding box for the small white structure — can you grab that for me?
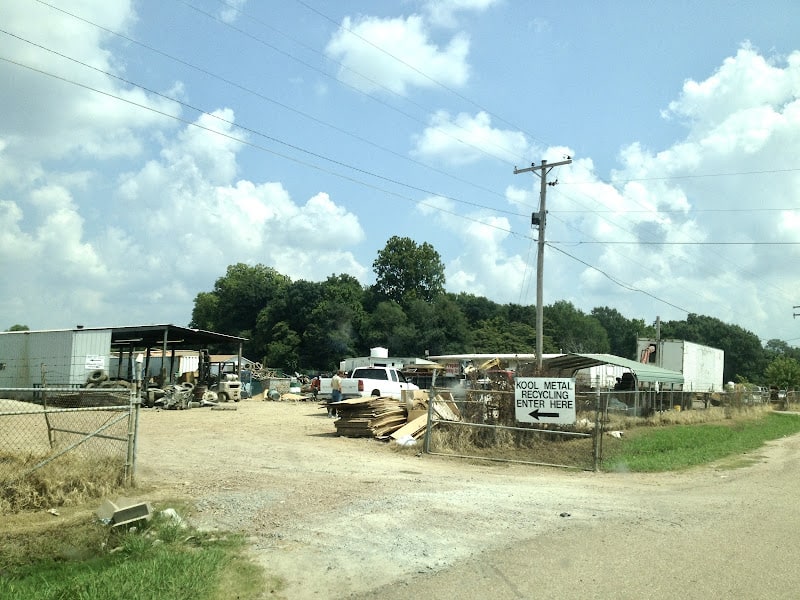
[0,327,112,387]
[339,347,437,373]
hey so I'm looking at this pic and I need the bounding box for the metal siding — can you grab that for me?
[180,355,199,375]
[659,340,685,375]
[0,332,29,387]
[70,330,112,384]
[28,331,74,385]
[682,340,724,392]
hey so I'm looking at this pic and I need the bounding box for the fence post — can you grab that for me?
[592,391,602,471]
[40,363,56,448]
[125,354,144,486]
[423,369,438,454]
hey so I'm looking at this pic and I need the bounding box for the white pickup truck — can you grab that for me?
[314,366,419,400]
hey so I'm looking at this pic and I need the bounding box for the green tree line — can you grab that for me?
[187,236,797,384]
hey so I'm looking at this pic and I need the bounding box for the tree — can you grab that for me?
[765,356,800,391]
[360,300,409,352]
[591,307,652,359]
[452,293,501,326]
[660,314,765,383]
[303,274,366,370]
[5,324,29,331]
[189,263,290,357]
[544,301,609,353]
[405,296,470,356]
[372,236,445,306]
[253,279,325,367]
[471,316,540,353]
[189,292,219,331]
[763,339,800,365]
[263,321,301,372]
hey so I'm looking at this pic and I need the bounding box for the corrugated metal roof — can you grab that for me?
[542,353,684,385]
[0,324,246,349]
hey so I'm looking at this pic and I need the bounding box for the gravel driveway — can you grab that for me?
[135,400,800,599]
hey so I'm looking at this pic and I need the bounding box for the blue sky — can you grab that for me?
[2,0,800,347]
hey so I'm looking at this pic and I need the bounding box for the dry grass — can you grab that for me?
[424,404,778,470]
[1,452,126,514]
[427,423,595,469]
[606,402,774,429]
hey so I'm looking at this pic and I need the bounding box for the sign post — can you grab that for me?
[514,377,576,425]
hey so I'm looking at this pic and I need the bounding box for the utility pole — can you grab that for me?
[514,157,572,371]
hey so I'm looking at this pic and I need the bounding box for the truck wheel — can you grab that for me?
[371,390,380,397]
[218,392,229,402]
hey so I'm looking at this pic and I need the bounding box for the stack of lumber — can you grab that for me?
[332,397,408,438]
[389,391,463,442]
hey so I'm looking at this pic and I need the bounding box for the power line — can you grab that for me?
[545,180,800,305]
[549,241,800,245]
[0,31,524,218]
[561,167,800,186]
[545,243,692,314]
[10,6,792,330]
[177,0,529,165]
[551,207,800,213]
[0,52,706,321]
[34,0,526,173]
[0,53,523,237]
[288,0,550,149]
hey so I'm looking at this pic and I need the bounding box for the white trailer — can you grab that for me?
[636,338,724,393]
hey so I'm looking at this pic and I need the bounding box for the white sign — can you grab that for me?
[514,377,576,425]
[85,355,106,370]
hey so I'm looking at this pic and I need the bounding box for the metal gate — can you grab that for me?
[422,386,600,470]
[0,387,139,512]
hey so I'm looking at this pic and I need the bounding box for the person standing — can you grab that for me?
[329,370,343,417]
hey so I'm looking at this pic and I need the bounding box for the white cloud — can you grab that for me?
[423,0,501,27]
[0,0,180,162]
[324,14,470,95]
[546,45,800,333]
[0,104,368,328]
[415,193,530,302]
[664,44,798,134]
[413,110,530,165]
[115,110,368,283]
[219,0,248,24]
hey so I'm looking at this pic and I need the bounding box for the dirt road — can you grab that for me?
[135,399,800,599]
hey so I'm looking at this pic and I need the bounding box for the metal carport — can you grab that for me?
[542,353,684,386]
[105,324,246,386]
[542,353,685,414]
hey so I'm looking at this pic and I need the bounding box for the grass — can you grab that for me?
[427,421,596,470]
[602,411,800,472]
[0,505,280,600]
[1,452,125,514]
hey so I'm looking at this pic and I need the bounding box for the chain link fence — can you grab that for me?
[423,382,599,470]
[0,386,137,513]
[420,375,760,470]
